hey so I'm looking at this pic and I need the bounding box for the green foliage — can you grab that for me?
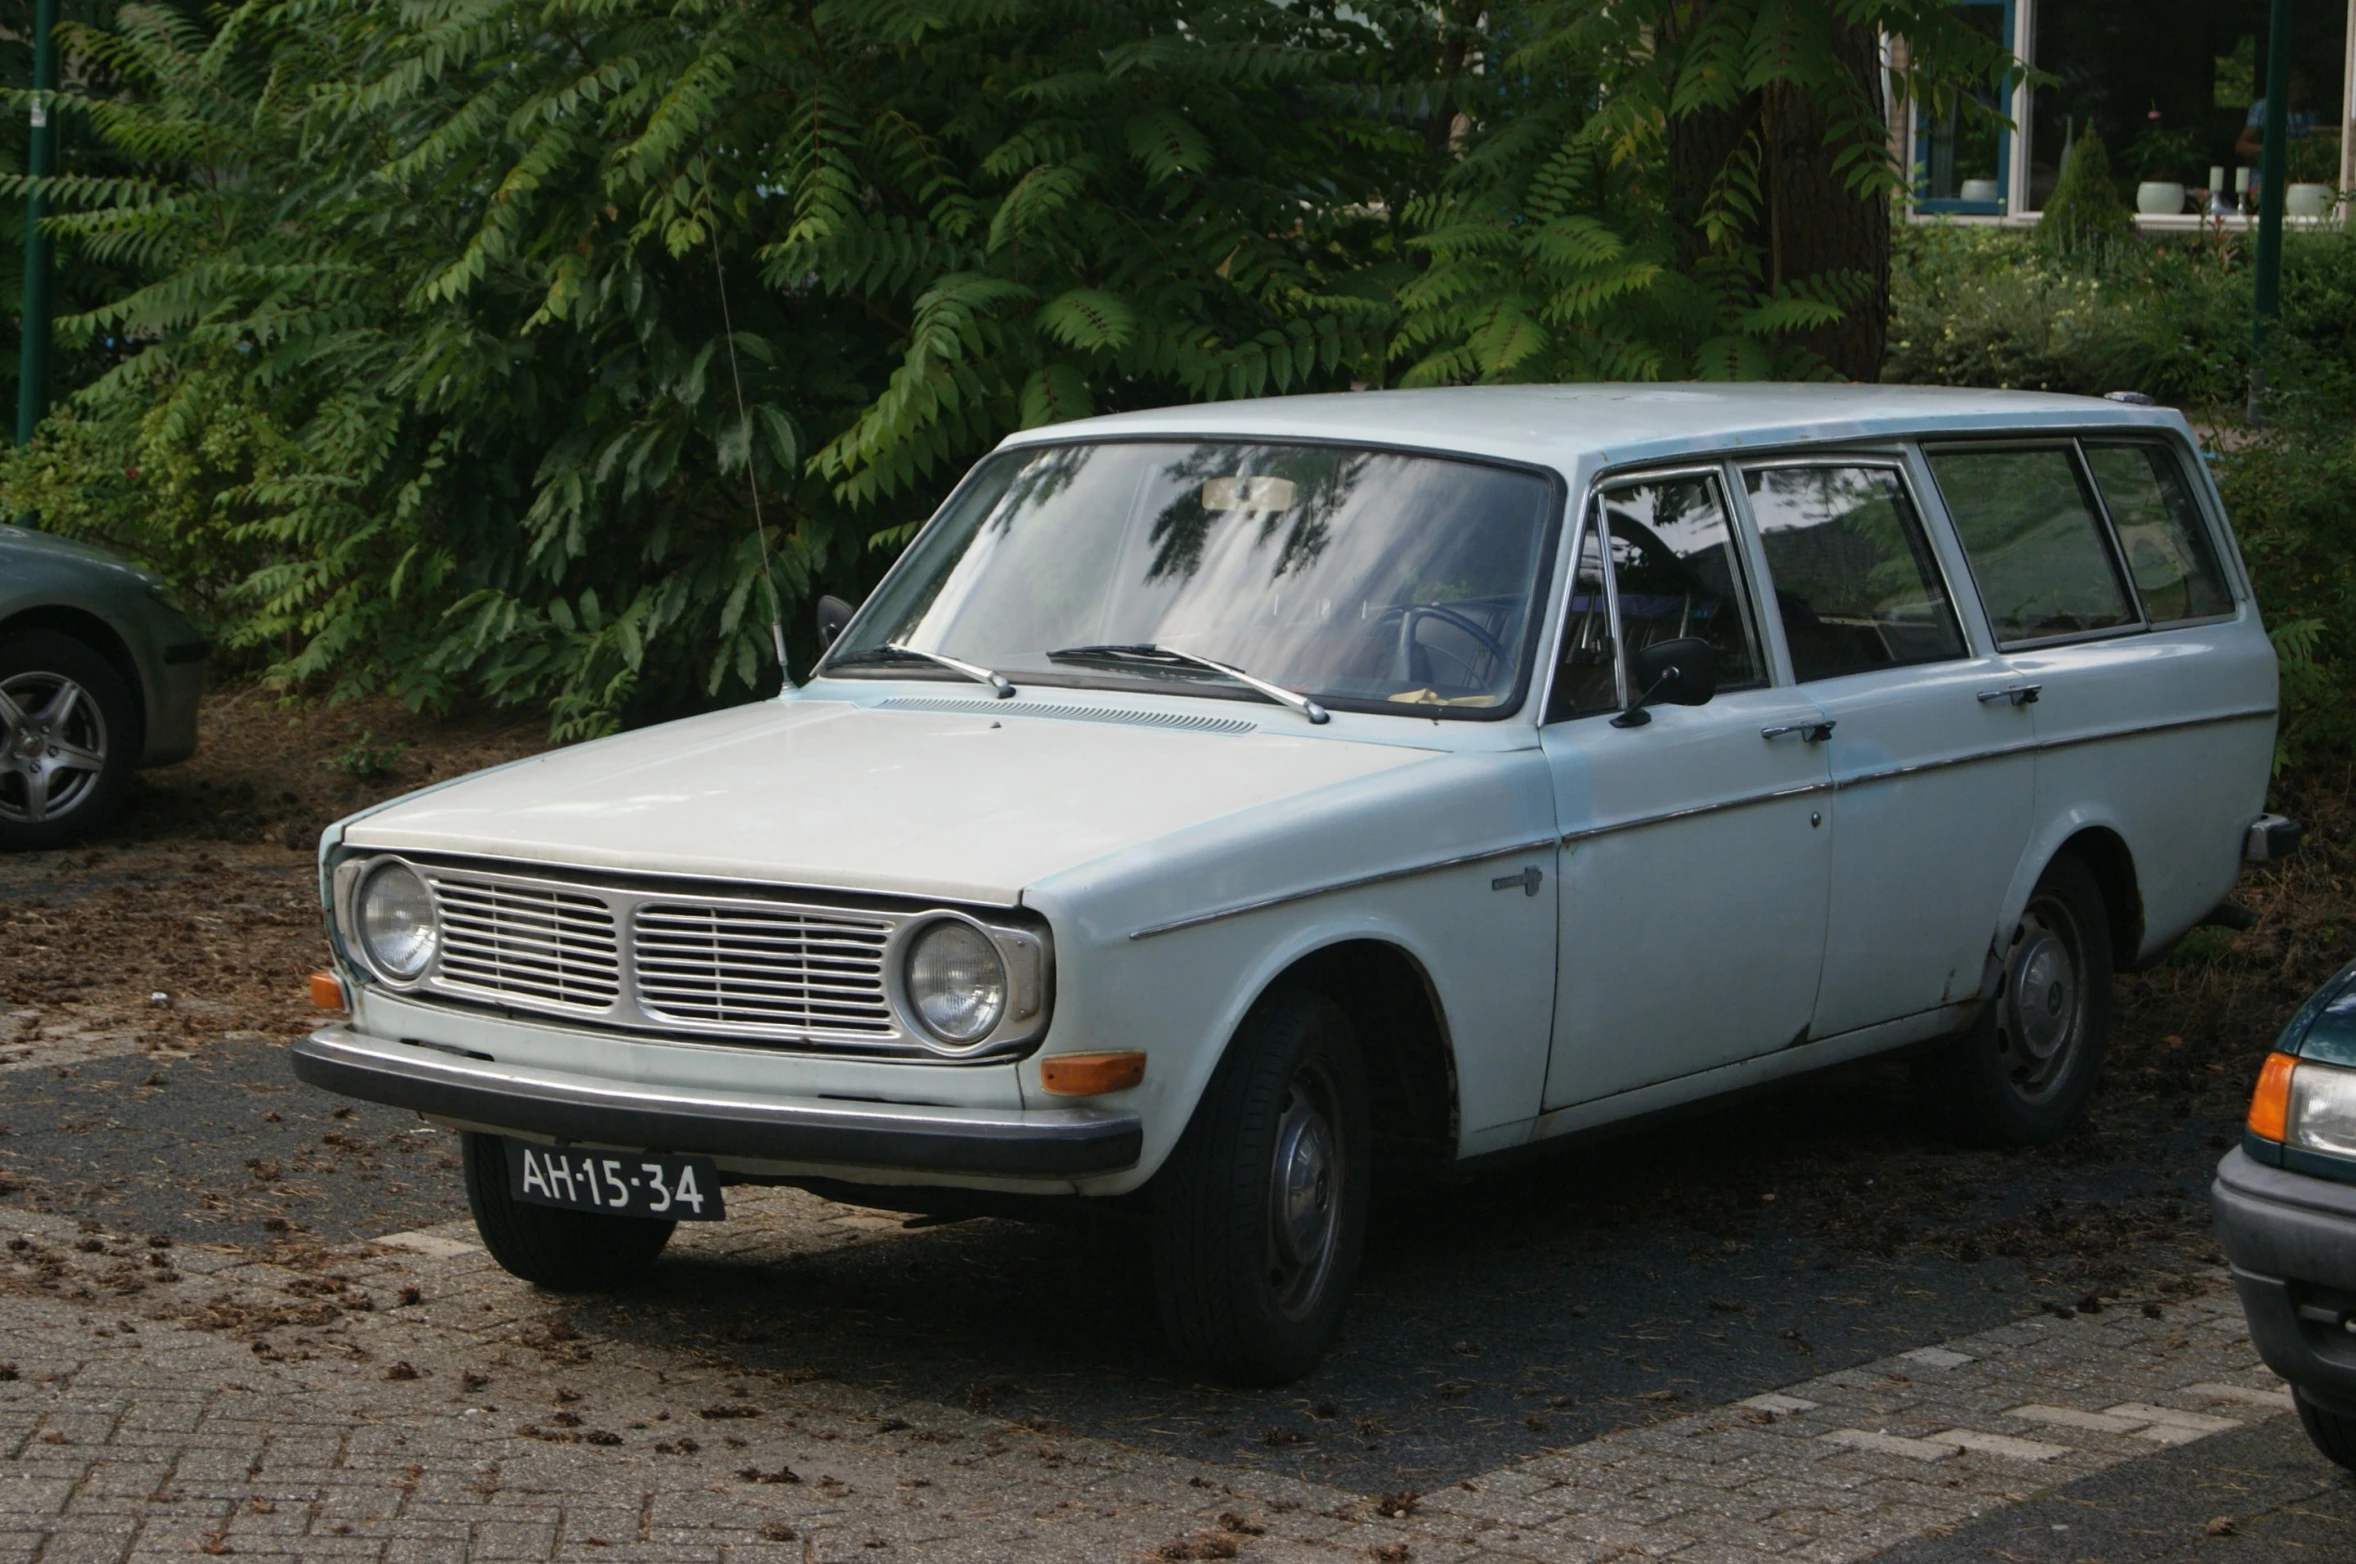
[4,0,1430,736]
[2034,130,2134,258]
[2218,429,2356,770]
[3,0,2020,735]
[2123,123,2200,184]
[1389,0,2016,384]
[1888,222,2356,410]
[2286,132,2342,187]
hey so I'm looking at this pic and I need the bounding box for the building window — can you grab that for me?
[2026,0,2348,216]
[1916,0,2016,213]
[1907,0,2355,224]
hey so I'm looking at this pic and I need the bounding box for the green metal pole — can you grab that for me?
[2250,0,2293,364]
[15,0,59,451]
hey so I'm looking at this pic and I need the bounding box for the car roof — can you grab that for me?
[995,383,2190,473]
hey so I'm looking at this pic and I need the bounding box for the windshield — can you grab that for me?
[826,441,1560,718]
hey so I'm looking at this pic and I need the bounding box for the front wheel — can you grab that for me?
[461,1133,674,1290]
[0,629,141,852]
[2296,1388,2356,1473]
[1150,988,1371,1385]
[1927,854,2113,1144]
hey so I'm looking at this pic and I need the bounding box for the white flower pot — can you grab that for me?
[2286,183,2334,218]
[2136,181,2187,215]
[1958,178,2002,204]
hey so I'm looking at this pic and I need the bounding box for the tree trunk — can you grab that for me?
[1662,11,1891,383]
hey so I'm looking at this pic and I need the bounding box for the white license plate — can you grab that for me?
[504,1139,725,1221]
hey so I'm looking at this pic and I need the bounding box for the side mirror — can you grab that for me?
[1611,637,1717,728]
[815,594,857,651]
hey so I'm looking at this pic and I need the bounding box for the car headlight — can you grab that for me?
[903,919,1007,1045]
[356,859,440,982]
[2290,1060,2356,1160]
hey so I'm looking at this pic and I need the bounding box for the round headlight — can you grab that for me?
[903,919,1007,1044]
[356,860,440,982]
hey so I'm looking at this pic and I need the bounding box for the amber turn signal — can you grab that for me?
[1039,1051,1146,1096]
[308,970,349,1012]
[2248,1050,2298,1143]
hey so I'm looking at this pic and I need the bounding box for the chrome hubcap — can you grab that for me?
[0,673,109,826]
[1995,896,2085,1102]
[1266,1064,1344,1321]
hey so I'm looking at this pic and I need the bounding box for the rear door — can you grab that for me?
[1540,469,1834,1109]
[1735,457,2036,1041]
[1922,438,2275,952]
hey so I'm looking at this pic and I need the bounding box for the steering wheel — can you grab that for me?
[1395,602,1511,691]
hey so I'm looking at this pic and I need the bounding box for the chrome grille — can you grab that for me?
[340,855,1045,1060]
[431,879,621,1009]
[634,903,894,1035]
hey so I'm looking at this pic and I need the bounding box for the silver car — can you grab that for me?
[0,524,208,850]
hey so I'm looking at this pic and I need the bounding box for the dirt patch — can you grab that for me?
[0,686,551,1065]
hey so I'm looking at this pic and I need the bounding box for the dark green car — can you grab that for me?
[0,524,208,850]
[2217,953,2356,1472]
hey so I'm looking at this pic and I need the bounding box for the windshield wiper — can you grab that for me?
[1046,644,1328,725]
[831,642,1017,699]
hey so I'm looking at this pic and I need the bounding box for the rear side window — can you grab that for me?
[1926,448,2134,645]
[2083,443,2233,622]
[1742,464,1967,682]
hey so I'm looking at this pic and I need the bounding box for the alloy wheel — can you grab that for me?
[0,671,110,827]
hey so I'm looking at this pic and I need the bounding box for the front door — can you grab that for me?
[1541,470,1834,1112]
[1737,459,2035,1040]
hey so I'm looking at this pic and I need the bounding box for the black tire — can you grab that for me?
[461,1133,674,1290]
[1927,854,2114,1144]
[2296,1387,2356,1473]
[0,628,141,852]
[1150,987,1371,1385]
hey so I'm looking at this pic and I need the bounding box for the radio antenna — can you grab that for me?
[707,223,793,690]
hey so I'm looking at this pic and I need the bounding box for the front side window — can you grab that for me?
[1546,473,1763,722]
[828,441,1560,719]
[1743,464,1968,681]
[2083,443,2233,623]
[1926,447,2136,646]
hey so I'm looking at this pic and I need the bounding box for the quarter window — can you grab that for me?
[1548,473,1763,723]
[1926,448,2135,645]
[2083,443,2233,623]
[1743,465,1967,682]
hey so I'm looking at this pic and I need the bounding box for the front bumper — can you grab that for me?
[2213,1145,2356,1411]
[292,1027,1141,1181]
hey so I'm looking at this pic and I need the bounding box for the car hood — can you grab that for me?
[338,696,1441,904]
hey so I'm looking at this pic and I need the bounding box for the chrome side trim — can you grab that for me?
[1126,837,1559,941]
[1832,706,2277,793]
[1559,781,1833,846]
[1554,706,2277,849]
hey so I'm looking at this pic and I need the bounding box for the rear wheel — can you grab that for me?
[0,629,141,852]
[1150,988,1371,1385]
[461,1133,674,1290]
[1928,854,2113,1144]
[2296,1388,2356,1472]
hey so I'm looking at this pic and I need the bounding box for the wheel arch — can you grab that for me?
[1255,936,1459,1178]
[2058,825,2144,968]
[0,604,150,753]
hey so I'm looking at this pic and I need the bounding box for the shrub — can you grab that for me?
[2035,130,2134,258]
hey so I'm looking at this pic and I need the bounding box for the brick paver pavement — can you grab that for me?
[0,1192,2294,1563]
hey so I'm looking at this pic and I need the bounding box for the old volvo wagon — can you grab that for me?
[294,384,2292,1383]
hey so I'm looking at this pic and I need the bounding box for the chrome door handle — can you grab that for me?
[1976,685,2043,706]
[1761,721,1835,743]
